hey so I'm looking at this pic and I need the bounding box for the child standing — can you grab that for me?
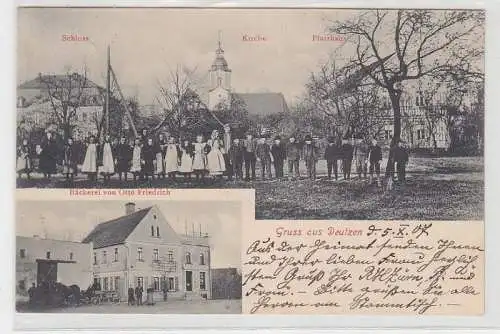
[207,130,226,178]
[229,138,244,180]
[62,137,78,181]
[164,137,180,180]
[100,135,115,182]
[130,138,142,181]
[179,139,194,179]
[16,138,32,179]
[192,134,207,180]
[81,135,98,181]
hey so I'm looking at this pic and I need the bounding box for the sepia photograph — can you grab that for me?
[15,8,484,220]
[15,197,243,314]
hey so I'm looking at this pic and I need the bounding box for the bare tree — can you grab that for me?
[38,69,91,141]
[305,59,386,141]
[154,66,210,140]
[331,9,485,145]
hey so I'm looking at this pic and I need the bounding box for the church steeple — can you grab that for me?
[208,30,232,110]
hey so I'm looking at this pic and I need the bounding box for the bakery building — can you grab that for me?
[82,202,212,302]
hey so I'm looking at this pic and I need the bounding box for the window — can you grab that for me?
[153,248,159,261]
[102,251,107,264]
[114,277,120,292]
[151,226,155,237]
[156,226,160,237]
[93,277,99,287]
[137,247,143,261]
[153,215,157,219]
[69,252,74,261]
[103,277,109,291]
[200,272,206,290]
[185,252,191,264]
[217,77,222,86]
[19,249,26,258]
[153,277,160,291]
[200,253,205,265]
[114,248,118,262]
[417,129,426,140]
[46,251,51,259]
[167,250,174,262]
[93,252,97,265]
[137,277,144,288]
[186,271,193,291]
[384,130,393,140]
[168,277,175,291]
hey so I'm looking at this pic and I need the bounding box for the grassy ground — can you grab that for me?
[17,157,483,220]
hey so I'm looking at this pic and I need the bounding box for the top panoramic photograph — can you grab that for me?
[16,8,484,220]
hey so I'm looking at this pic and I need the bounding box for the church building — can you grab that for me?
[206,34,290,122]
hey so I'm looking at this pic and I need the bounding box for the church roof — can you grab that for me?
[81,207,151,249]
[233,92,289,116]
[211,43,231,72]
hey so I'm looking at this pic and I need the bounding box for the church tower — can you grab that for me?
[208,31,232,110]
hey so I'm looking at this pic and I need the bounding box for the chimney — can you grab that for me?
[125,202,136,215]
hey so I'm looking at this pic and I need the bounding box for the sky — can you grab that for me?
[17,8,354,105]
[15,200,242,269]
[17,8,484,106]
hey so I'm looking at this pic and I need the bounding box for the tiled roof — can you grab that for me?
[233,92,289,116]
[18,74,101,90]
[82,207,151,249]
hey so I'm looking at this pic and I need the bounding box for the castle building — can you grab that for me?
[81,202,211,302]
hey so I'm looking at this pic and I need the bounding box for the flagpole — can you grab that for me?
[105,45,110,137]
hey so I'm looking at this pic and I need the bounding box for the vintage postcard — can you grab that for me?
[15,7,485,221]
[15,189,253,314]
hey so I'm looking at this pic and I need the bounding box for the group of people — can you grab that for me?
[16,125,410,185]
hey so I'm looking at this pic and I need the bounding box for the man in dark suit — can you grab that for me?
[243,133,257,181]
[324,137,341,180]
[368,138,383,186]
[341,138,354,180]
[271,136,286,178]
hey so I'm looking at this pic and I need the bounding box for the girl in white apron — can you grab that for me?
[179,139,194,179]
[192,134,207,180]
[206,130,226,177]
[130,138,142,181]
[164,137,180,179]
[155,134,166,179]
[81,135,98,181]
[100,135,115,182]
[16,138,32,179]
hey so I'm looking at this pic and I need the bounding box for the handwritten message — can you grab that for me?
[242,221,484,315]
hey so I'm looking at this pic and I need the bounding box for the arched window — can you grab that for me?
[185,252,191,264]
[217,77,222,87]
[151,226,155,237]
[199,252,205,265]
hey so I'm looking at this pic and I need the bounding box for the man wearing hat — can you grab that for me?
[286,135,301,180]
[324,136,341,180]
[302,135,318,180]
[271,136,286,178]
[256,135,272,180]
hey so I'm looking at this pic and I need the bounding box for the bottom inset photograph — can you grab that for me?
[15,196,243,314]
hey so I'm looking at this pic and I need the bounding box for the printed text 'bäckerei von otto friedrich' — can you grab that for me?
[242,221,484,315]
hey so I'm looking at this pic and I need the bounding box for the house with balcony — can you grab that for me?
[82,202,211,302]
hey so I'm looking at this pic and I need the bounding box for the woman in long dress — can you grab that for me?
[39,131,58,179]
[16,138,32,179]
[206,130,226,177]
[179,139,194,179]
[100,135,115,182]
[130,138,142,181]
[164,137,180,180]
[81,135,98,181]
[192,134,207,180]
